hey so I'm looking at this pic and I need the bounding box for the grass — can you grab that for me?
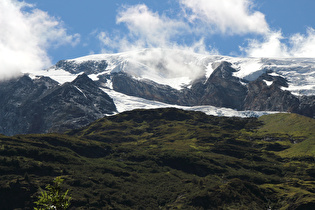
[258,113,315,158]
[0,108,314,209]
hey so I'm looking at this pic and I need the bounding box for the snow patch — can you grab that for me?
[263,80,273,86]
[74,86,87,98]
[281,84,315,96]
[103,88,279,118]
[269,72,280,77]
[205,62,215,79]
[232,59,265,81]
[87,74,99,81]
[28,69,78,84]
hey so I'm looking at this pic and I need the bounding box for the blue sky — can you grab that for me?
[1,0,315,79]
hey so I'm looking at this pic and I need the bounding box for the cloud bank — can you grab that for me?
[2,0,315,80]
[99,0,315,58]
[99,0,270,54]
[179,0,269,35]
[0,0,80,80]
[98,4,195,53]
[243,28,315,58]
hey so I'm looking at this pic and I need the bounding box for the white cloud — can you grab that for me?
[0,0,80,80]
[98,31,132,53]
[99,1,315,59]
[26,9,80,48]
[99,1,270,55]
[243,31,289,58]
[243,28,315,58]
[99,4,188,52]
[116,4,187,47]
[98,4,219,55]
[179,0,269,35]
[289,27,315,57]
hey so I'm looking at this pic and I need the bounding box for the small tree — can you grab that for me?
[34,177,71,210]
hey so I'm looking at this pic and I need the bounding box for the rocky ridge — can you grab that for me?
[1,49,314,135]
[0,74,116,135]
[104,61,314,117]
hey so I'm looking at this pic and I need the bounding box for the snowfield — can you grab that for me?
[22,48,315,117]
[104,88,278,118]
[38,48,315,95]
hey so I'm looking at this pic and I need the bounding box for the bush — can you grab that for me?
[34,177,71,210]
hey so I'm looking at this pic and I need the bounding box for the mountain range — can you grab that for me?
[0,48,314,209]
[1,48,314,135]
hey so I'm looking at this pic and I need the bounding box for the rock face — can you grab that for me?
[0,74,116,135]
[244,74,299,112]
[197,62,248,109]
[107,61,314,117]
[298,96,315,118]
[0,57,314,135]
[110,72,183,105]
[54,60,108,74]
[0,75,59,135]
[109,62,248,108]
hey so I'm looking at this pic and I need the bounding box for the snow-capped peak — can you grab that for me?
[70,48,213,90]
[25,48,315,95]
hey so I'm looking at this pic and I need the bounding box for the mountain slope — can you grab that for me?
[47,49,315,96]
[0,75,59,135]
[1,48,314,135]
[0,108,314,209]
[0,74,116,135]
[45,49,314,115]
[258,113,315,158]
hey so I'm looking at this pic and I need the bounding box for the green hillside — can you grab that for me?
[0,108,314,209]
[258,113,315,158]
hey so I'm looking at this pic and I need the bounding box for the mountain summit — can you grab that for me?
[47,48,314,113]
[1,48,314,135]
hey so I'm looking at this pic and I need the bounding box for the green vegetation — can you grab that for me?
[258,113,315,158]
[0,108,314,209]
[34,177,71,210]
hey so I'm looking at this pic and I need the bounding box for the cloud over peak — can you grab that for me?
[117,4,187,46]
[99,4,190,53]
[0,0,80,80]
[99,0,270,54]
[243,28,315,58]
[179,0,269,35]
[3,0,315,79]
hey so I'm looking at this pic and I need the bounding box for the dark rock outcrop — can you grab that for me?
[108,61,314,117]
[198,62,248,109]
[0,75,59,135]
[109,62,248,109]
[0,74,116,135]
[298,96,315,118]
[111,72,183,104]
[244,73,300,112]
[54,60,108,74]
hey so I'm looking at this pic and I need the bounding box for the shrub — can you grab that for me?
[34,177,71,210]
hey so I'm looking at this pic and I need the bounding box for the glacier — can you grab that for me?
[21,48,315,117]
[104,88,278,118]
